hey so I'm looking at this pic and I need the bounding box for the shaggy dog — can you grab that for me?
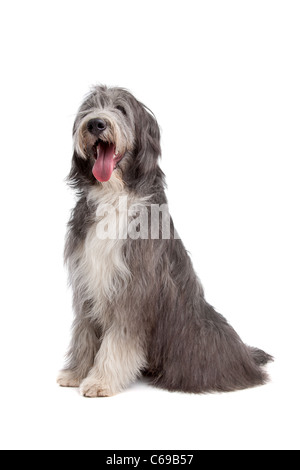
[58,85,272,397]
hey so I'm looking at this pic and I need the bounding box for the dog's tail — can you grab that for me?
[249,347,274,366]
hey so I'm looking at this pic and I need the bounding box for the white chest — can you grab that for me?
[80,183,131,304]
[71,177,148,313]
[82,218,130,303]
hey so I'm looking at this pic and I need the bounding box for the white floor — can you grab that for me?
[0,354,298,450]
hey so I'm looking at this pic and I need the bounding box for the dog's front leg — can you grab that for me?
[57,317,101,388]
[79,323,146,397]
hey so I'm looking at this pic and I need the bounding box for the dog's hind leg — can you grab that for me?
[79,322,147,397]
[150,296,271,394]
[57,316,101,388]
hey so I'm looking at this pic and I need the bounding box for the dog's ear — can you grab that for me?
[68,151,94,190]
[128,103,162,189]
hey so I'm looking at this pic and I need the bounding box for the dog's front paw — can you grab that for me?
[57,369,81,388]
[79,377,113,398]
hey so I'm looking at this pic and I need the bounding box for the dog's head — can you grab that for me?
[69,86,162,191]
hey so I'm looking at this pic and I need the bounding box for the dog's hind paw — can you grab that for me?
[79,377,113,398]
[57,370,81,388]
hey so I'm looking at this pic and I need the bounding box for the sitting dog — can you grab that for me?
[58,85,272,397]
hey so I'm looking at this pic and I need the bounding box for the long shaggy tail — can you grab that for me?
[250,347,274,366]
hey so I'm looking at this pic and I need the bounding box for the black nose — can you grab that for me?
[87,118,107,136]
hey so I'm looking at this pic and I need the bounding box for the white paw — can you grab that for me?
[57,370,81,388]
[79,377,114,398]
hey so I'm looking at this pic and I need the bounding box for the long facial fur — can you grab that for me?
[59,85,272,397]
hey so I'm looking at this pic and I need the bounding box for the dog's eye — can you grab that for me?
[116,105,127,116]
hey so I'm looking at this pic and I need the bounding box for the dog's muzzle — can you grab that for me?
[85,118,123,182]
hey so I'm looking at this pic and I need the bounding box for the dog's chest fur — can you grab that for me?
[69,175,146,327]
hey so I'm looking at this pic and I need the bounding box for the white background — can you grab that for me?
[0,0,299,451]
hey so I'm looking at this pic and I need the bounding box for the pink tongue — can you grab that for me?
[92,143,115,182]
